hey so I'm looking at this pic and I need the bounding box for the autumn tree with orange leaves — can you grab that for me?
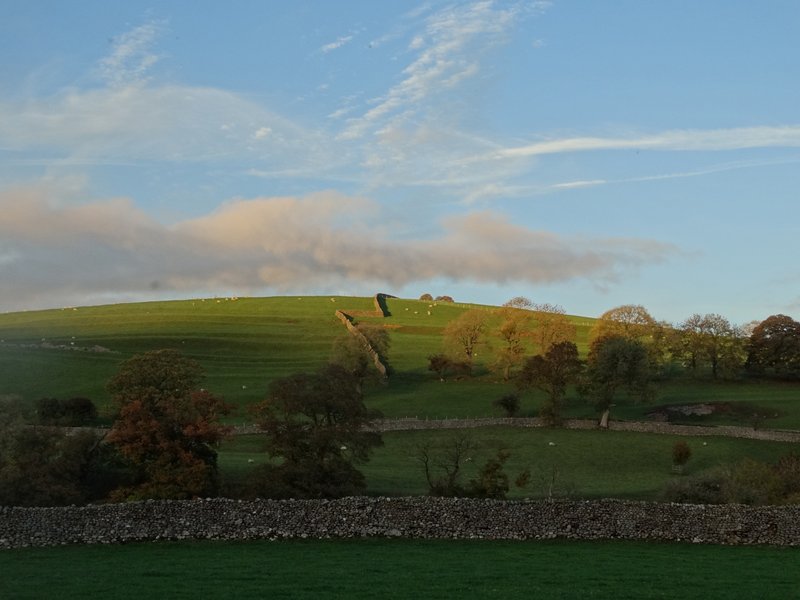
[106,349,231,500]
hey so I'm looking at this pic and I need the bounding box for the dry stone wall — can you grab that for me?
[228,418,800,442]
[334,310,388,378]
[2,497,800,549]
[368,417,800,442]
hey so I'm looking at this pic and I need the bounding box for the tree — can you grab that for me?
[677,313,745,379]
[672,441,692,474]
[419,293,434,301]
[530,309,577,355]
[106,349,231,500]
[492,393,521,417]
[502,296,533,309]
[746,314,800,380]
[469,449,529,499]
[416,433,476,497]
[443,309,487,369]
[331,322,391,382]
[518,341,582,425]
[582,335,654,428]
[35,396,98,426]
[427,353,471,381]
[416,434,528,499]
[492,308,531,380]
[0,397,118,506]
[590,304,656,343]
[249,364,382,498]
[590,304,673,371]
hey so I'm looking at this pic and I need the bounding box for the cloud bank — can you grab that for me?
[0,188,675,311]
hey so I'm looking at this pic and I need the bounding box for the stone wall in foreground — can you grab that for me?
[2,497,800,549]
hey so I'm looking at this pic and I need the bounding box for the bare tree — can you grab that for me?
[502,296,533,309]
[415,433,476,496]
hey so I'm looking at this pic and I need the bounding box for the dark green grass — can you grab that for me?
[219,427,800,499]
[2,538,799,599]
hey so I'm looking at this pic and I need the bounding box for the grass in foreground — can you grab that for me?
[2,538,799,599]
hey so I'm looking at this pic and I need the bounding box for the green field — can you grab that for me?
[2,295,797,427]
[2,538,799,599]
[219,427,800,499]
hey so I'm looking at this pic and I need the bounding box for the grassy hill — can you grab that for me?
[1,294,798,428]
[0,295,592,420]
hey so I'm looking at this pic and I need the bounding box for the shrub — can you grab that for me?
[63,397,98,424]
[724,459,783,505]
[35,397,63,424]
[419,293,433,301]
[36,397,98,426]
[774,453,800,498]
[672,441,692,473]
[492,394,520,417]
[469,449,512,499]
[662,468,728,504]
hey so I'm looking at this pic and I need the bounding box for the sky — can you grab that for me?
[1,0,799,325]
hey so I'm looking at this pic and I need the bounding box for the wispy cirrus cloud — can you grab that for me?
[0,186,676,312]
[96,21,164,87]
[0,19,336,178]
[321,35,355,53]
[491,125,800,160]
[340,1,530,141]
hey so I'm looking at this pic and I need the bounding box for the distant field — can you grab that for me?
[1,295,798,428]
[2,538,799,599]
[219,427,800,499]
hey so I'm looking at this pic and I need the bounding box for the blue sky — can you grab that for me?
[1,0,799,325]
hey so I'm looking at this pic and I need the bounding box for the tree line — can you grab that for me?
[429,300,800,426]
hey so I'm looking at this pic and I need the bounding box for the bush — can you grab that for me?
[35,397,63,424]
[435,295,454,303]
[663,457,789,505]
[672,441,692,472]
[662,468,727,504]
[492,394,520,417]
[419,293,433,301]
[36,397,98,426]
[724,459,783,505]
[63,397,98,424]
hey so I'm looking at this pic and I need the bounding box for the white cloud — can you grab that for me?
[0,21,333,176]
[551,179,607,189]
[341,1,526,141]
[0,187,676,311]
[0,82,329,171]
[492,126,800,160]
[96,21,164,87]
[321,35,354,53]
[409,35,425,50]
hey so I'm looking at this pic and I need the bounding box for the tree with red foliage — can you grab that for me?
[106,349,231,500]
